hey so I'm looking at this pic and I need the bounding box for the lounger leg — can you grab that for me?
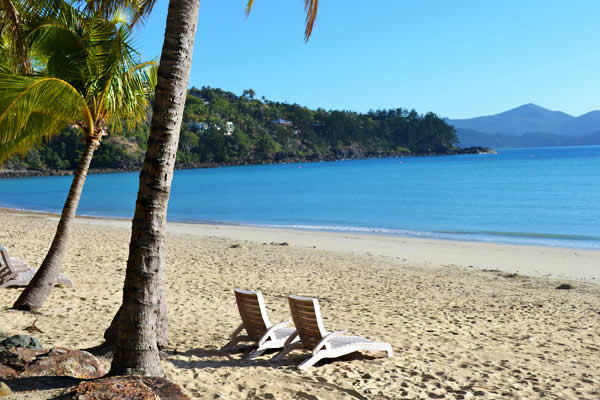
[272,342,303,361]
[385,345,393,358]
[246,348,266,360]
[298,353,324,371]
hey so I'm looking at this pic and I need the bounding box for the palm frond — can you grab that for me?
[0,110,76,161]
[1,1,155,162]
[0,0,32,73]
[303,0,318,41]
[84,17,140,120]
[75,0,157,27]
[245,0,254,16]
[28,21,86,85]
[0,68,92,161]
[246,0,318,41]
[103,60,156,132]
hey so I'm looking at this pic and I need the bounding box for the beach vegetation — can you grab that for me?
[2,86,459,172]
[0,1,156,311]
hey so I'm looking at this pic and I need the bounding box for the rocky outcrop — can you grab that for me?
[0,347,46,372]
[0,169,73,179]
[456,146,497,154]
[0,335,106,380]
[0,335,188,399]
[74,376,191,400]
[0,365,16,380]
[19,347,107,379]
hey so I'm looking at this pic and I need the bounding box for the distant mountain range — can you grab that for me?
[446,104,600,147]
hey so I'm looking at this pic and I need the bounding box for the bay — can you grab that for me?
[1,146,599,249]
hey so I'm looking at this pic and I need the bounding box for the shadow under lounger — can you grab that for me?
[273,294,393,370]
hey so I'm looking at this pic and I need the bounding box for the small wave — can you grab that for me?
[249,223,600,250]
[249,223,428,236]
[436,230,600,242]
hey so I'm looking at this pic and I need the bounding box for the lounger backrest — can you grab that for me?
[288,295,328,349]
[0,247,16,282]
[234,289,272,341]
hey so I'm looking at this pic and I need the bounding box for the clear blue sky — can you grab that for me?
[133,0,600,119]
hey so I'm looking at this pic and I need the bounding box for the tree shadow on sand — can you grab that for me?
[3,376,81,399]
[165,346,378,370]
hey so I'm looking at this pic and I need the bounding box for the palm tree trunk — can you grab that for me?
[12,135,99,311]
[109,0,201,376]
[103,285,168,349]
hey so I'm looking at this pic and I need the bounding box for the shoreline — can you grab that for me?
[0,147,496,180]
[2,207,599,282]
[2,203,600,251]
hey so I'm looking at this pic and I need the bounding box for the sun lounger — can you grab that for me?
[274,295,393,370]
[0,246,72,288]
[221,289,299,360]
[9,256,31,272]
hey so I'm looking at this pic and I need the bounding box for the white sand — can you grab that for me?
[1,209,599,399]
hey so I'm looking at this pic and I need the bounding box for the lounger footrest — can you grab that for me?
[327,335,375,348]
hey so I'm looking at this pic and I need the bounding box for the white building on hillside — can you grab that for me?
[225,121,234,136]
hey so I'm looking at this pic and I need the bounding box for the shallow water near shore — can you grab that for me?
[1,146,599,249]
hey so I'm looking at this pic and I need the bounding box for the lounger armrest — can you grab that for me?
[230,323,245,340]
[282,330,299,347]
[313,330,347,355]
[257,320,291,347]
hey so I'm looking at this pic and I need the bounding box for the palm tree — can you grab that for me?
[108,0,319,376]
[0,4,156,311]
[0,0,32,74]
[0,0,155,69]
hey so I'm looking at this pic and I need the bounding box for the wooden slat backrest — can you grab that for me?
[234,289,271,341]
[288,295,328,349]
[0,247,16,282]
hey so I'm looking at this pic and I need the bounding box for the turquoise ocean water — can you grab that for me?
[1,146,599,249]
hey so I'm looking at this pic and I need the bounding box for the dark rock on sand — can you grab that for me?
[74,376,190,400]
[0,334,43,351]
[556,283,574,290]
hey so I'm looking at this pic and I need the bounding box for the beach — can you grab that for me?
[1,208,599,399]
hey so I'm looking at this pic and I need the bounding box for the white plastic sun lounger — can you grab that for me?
[221,289,299,360]
[273,295,393,370]
[0,246,72,289]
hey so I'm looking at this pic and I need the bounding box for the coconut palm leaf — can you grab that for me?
[0,0,32,73]
[0,111,76,160]
[302,0,318,40]
[28,20,86,86]
[75,0,157,26]
[102,60,156,132]
[85,18,139,115]
[27,11,150,124]
[0,67,93,161]
[246,0,318,41]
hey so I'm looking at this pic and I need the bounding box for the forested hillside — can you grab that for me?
[2,87,461,173]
